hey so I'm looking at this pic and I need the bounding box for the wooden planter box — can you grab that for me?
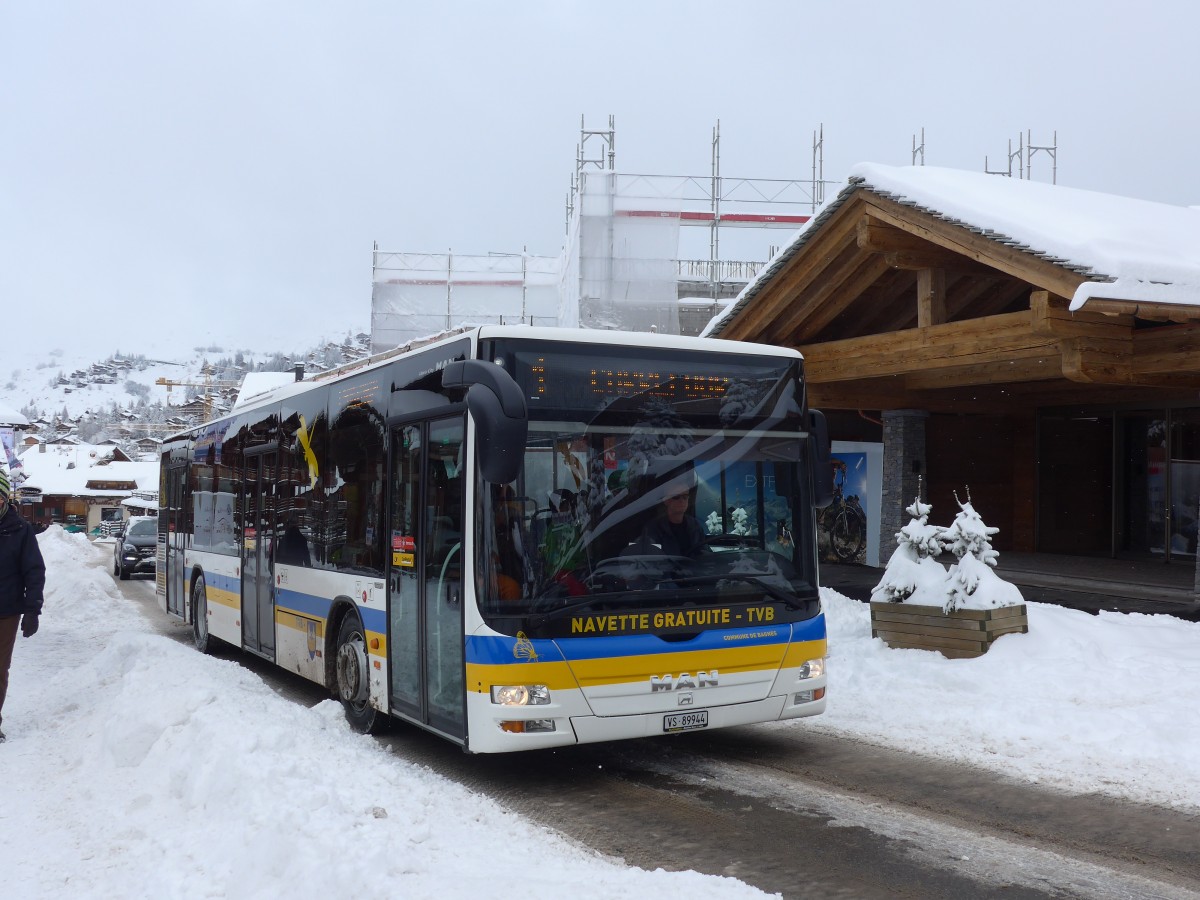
[869,601,1028,659]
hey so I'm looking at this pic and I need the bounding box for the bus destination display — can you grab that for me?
[513,350,786,410]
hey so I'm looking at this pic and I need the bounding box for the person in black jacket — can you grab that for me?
[640,476,706,557]
[0,468,45,743]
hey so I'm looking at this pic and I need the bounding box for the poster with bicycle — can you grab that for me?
[818,445,881,567]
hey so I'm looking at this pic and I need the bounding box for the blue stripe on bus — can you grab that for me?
[465,615,825,665]
[271,588,386,633]
[203,570,240,597]
[274,588,332,619]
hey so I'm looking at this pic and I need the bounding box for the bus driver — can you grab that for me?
[640,475,705,557]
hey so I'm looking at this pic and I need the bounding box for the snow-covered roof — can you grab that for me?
[15,442,158,497]
[705,163,1200,337]
[231,371,301,410]
[847,163,1200,311]
[0,400,29,427]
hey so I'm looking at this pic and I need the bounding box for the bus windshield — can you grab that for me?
[476,342,818,637]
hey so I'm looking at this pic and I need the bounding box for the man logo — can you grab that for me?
[650,671,718,692]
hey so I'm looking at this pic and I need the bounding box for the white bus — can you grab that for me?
[158,326,834,753]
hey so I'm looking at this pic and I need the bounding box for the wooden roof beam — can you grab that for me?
[774,253,893,343]
[1132,322,1200,374]
[862,195,1088,301]
[799,311,1055,382]
[1078,298,1200,323]
[1060,338,1132,384]
[905,353,1063,389]
[856,216,935,254]
[884,249,995,274]
[720,200,867,341]
[859,215,994,274]
[807,379,914,411]
[1030,290,1135,337]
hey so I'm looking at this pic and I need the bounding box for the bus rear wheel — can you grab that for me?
[191,574,215,654]
[335,614,385,734]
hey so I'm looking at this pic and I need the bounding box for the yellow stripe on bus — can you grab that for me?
[465,660,579,693]
[781,638,828,667]
[465,639,826,692]
[203,585,240,610]
[566,642,786,687]
[274,610,327,640]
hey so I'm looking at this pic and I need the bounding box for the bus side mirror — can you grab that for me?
[808,409,834,508]
[441,360,528,484]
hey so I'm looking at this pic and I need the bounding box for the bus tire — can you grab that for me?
[335,613,385,735]
[191,573,215,655]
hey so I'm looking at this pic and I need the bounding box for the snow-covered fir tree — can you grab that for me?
[940,488,1024,612]
[704,510,723,536]
[624,397,693,480]
[727,505,750,535]
[870,490,946,605]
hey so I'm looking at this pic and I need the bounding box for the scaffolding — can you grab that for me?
[561,116,834,332]
[369,246,560,354]
[371,117,837,350]
[986,130,1058,183]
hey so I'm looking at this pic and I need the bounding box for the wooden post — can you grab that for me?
[917,268,946,327]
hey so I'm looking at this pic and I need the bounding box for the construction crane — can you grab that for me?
[155,372,242,422]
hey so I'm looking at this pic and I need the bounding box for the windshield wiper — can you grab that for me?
[525,592,634,628]
[668,573,809,610]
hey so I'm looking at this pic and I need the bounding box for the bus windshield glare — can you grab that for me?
[477,342,818,637]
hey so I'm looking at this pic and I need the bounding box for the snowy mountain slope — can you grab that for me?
[2,331,370,428]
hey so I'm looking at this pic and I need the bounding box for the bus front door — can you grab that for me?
[387,419,466,740]
[242,450,277,658]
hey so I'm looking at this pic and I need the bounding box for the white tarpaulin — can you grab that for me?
[370,251,560,353]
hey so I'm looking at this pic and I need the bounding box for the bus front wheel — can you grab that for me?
[335,614,384,734]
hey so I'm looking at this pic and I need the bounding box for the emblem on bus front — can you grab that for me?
[650,672,718,692]
[514,632,538,662]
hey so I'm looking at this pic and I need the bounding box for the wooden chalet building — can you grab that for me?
[707,164,1200,595]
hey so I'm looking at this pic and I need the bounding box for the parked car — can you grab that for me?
[113,516,159,580]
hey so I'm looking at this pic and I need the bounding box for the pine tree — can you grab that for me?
[941,487,1022,612]
[870,488,946,604]
[727,505,750,535]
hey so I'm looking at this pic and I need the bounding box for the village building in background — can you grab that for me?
[8,440,159,533]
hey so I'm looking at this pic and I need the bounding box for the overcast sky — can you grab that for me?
[4,0,1198,367]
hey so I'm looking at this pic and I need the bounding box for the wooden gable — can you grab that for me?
[716,186,1200,413]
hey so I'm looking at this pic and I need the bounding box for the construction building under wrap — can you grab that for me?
[370,118,830,353]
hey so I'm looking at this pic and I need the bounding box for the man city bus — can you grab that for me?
[158,326,833,753]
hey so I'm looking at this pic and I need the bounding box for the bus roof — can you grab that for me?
[162,326,801,441]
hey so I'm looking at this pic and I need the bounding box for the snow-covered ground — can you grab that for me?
[3,527,1198,898]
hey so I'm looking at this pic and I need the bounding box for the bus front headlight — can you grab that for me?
[490,684,550,706]
[798,658,825,680]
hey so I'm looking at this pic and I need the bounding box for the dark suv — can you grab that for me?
[113,515,159,580]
